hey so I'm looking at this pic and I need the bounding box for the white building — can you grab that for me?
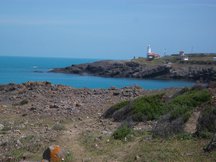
[146,45,160,60]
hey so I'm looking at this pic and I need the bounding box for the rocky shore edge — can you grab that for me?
[50,59,216,82]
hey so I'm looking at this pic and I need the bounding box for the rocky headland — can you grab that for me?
[51,57,216,82]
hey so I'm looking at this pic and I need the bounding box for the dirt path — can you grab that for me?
[59,119,91,162]
[58,116,123,162]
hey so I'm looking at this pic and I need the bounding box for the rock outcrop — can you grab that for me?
[51,60,171,79]
[50,60,216,82]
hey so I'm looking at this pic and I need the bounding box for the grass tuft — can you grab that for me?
[113,123,132,140]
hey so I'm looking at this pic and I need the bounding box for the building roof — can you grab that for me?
[148,52,160,57]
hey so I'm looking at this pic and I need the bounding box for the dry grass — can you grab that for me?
[79,130,216,162]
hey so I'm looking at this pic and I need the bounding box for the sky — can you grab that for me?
[0,0,215,59]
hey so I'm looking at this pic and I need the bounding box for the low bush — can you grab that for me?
[169,89,211,121]
[131,94,167,121]
[113,123,132,140]
[103,100,129,118]
[105,89,211,125]
[196,106,216,138]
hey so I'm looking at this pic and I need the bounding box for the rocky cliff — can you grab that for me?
[51,60,216,82]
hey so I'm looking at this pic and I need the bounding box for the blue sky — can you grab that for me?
[0,0,215,59]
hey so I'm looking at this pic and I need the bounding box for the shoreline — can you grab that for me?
[50,58,216,83]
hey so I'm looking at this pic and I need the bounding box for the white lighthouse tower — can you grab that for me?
[147,45,151,54]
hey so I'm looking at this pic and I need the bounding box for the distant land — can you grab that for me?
[51,53,216,82]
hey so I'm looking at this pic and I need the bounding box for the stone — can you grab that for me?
[75,103,82,107]
[94,143,99,148]
[0,124,4,131]
[42,145,65,162]
[113,91,120,96]
[16,139,23,147]
[49,104,59,109]
[29,107,36,111]
[135,155,140,160]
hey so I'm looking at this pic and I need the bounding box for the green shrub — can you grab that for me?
[169,89,211,121]
[132,112,147,121]
[113,124,132,140]
[131,94,166,121]
[170,105,191,121]
[106,89,211,123]
[197,131,213,139]
[176,132,193,140]
[171,89,210,106]
[103,100,130,118]
[196,106,216,137]
[64,151,73,162]
[112,100,129,110]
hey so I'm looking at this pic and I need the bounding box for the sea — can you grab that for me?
[0,56,194,89]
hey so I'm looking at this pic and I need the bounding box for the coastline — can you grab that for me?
[50,57,216,82]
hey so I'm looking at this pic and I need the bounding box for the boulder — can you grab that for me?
[42,145,65,162]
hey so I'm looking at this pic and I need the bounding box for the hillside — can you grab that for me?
[1,82,216,161]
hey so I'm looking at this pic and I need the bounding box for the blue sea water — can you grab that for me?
[0,56,194,89]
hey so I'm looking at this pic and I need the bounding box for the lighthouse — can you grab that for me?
[146,45,160,60]
[147,45,151,55]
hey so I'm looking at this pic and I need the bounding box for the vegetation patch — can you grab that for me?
[153,89,211,137]
[113,123,132,140]
[123,138,215,162]
[20,135,35,144]
[196,105,216,138]
[103,100,129,118]
[79,129,216,162]
[64,151,73,162]
[105,89,211,124]
[131,94,165,121]
[176,132,194,140]
[168,89,211,121]
[9,148,26,161]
